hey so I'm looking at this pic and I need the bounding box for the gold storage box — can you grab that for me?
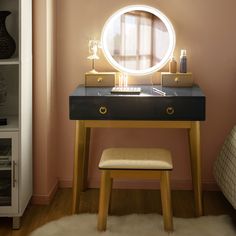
[85,72,117,87]
[161,72,193,87]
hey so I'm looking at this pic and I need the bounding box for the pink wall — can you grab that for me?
[56,0,236,189]
[55,0,236,190]
[33,0,58,203]
[34,0,236,201]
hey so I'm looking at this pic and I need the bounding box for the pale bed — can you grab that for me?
[214,125,236,209]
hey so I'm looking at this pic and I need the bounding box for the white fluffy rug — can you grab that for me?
[30,214,236,236]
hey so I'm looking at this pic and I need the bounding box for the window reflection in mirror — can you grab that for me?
[107,10,169,71]
[101,5,175,75]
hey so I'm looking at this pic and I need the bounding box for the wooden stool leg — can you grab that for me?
[160,171,173,232]
[108,178,113,214]
[97,170,112,231]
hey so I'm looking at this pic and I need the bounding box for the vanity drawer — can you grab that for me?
[85,72,116,87]
[161,72,193,87]
[70,96,205,121]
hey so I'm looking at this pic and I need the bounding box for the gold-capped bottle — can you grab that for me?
[169,57,177,73]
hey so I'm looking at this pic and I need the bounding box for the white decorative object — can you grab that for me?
[214,125,236,209]
[87,39,101,73]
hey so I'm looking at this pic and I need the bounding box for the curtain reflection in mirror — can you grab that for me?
[107,10,170,70]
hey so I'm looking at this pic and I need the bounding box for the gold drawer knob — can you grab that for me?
[174,77,179,83]
[166,106,175,115]
[97,77,103,83]
[99,106,107,115]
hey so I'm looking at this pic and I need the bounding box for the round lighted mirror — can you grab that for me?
[101,5,176,76]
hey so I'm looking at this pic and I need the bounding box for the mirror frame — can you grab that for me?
[101,5,176,76]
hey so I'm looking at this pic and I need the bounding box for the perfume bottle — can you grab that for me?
[169,57,177,73]
[180,49,187,73]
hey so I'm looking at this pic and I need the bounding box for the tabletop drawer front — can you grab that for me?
[85,73,116,87]
[70,97,205,120]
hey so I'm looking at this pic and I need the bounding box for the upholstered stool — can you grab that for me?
[97,148,173,232]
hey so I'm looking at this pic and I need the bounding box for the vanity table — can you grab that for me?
[69,84,205,216]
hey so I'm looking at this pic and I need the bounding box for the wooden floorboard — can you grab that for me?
[0,188,235,235]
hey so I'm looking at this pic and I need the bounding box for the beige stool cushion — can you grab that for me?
[99,148,173,170]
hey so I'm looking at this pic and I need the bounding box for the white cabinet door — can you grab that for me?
[0,132,18,215]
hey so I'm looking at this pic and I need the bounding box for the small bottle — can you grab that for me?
[169,57,177,73]
[180,49,187,73]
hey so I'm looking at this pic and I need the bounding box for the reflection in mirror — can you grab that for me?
[107,10,169,70]
[101,5,175,75]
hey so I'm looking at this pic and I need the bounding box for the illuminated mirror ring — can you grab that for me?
[101,5,176,76]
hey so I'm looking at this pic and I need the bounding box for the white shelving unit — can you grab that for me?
[0,0,32,229]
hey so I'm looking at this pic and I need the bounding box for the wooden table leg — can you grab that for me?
[82,127,91,191]
[188,121,203,216]
[72,120,87,214]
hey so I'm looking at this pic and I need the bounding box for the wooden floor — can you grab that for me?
[0,188,235,235]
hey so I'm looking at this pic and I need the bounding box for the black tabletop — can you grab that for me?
[70,85,205,98]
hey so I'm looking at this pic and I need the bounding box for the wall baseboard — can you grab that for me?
[58,179,73,188]
[31,181,59,205]
[57,178,219,191]
[31,178,219,205]
[88,178,219,190]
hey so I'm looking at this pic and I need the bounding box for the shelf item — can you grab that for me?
[0,116,19,131]
[0,166,11,171]
[0,11,16,59]
[0,138,11,170]
[0,179,11,191]
[0,118,7,126]
[0,159,11,206]
[0,58,19,65]
[0,71,7,106]
[0,196,11,206]
[0,156,11,169]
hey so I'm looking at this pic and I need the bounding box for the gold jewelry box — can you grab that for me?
[161,72,193,87]
[85,72,117,87]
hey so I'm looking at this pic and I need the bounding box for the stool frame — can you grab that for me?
[97,169,173,232]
